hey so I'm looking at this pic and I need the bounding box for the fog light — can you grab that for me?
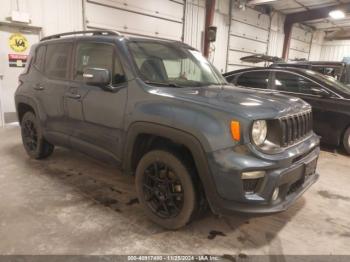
[241,171,265,179]
[272,187,279,201]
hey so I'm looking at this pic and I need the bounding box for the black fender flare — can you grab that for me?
[15,95,42,123]
[122,121,221,213]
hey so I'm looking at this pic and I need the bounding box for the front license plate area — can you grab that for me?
[304,157,318,178]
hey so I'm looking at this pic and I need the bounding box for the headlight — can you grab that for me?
[251,120,267,146]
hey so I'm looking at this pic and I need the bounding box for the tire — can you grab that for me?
[21,111,54,159]
[343,127,350,155]
[135,149,199,229]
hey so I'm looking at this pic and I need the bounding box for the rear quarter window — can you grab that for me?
[32,45,46,72]
[44,43,72,80]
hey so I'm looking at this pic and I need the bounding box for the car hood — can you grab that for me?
[150,85,311,120]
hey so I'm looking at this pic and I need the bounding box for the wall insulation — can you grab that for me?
[309,31,324,61]
[267,11,285,58]
[320,40,350,61]
[184,0,205,50]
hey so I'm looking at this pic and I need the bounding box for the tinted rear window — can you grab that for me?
[45,43,72,80]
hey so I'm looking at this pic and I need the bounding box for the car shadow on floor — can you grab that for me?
[320,144,348,157]
[6,143,306,252]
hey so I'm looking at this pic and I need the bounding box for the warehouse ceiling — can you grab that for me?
[248,0,350,33]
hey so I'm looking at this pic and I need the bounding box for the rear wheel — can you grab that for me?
[21,111,54,159]
[343,127,350,155]
[135,149,198,229]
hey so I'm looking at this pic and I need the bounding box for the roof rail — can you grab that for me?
[40,30,122,42]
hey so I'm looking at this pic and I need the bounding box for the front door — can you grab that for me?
[0,26,39,126]
[65,41,127,164]
[272,71,340,144]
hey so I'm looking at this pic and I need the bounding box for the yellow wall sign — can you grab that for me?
[9,33,29,53]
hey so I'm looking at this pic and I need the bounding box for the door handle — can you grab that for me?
[34,85,44,90]
[66,93,81,99]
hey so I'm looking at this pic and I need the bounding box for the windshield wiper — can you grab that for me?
[144,80,183,88]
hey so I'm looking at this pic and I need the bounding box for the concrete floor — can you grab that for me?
[0,125,350,256]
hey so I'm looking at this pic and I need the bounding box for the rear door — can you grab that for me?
[65,40,128,163]
[35,41,73,146]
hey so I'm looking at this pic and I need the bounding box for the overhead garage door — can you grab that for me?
[85,0,185,41]
[288,25,313,61]
[227,7,271,71]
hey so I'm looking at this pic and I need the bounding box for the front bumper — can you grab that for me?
[206,135,320,215]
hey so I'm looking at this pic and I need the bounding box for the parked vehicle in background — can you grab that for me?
[224,67,350,155]
[239,54,350,85]
[271,61,350,85]
[15,31,320,229]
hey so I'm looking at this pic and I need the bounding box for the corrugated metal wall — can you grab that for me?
[267,11,285,58]
[309,31,324,61]
[320,40,350,61]
[183,0,205,50]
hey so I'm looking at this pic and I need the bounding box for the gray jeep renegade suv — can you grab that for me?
[15,30,320,229]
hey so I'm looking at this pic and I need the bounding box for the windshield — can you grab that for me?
[304,70,350,95]
[128,41,227,87]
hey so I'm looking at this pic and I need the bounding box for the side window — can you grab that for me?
[114,55,125,85]
[274,72,323,95]
[33,45,46,72]
[45,43,72,80]
[74,42,125,85]
[236,71,270,89]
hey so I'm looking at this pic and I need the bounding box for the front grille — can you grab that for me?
[279,110,313,147]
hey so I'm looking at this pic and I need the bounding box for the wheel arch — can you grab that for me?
[341,123,350,146]
[15,95,41,124]
[123,121,219,212]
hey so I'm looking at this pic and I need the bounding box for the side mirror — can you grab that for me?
[83,68,110,87]
[310,88,330,98]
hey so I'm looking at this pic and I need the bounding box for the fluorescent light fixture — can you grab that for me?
[329,10,345,20]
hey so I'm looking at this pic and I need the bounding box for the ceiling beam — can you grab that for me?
[325,29,350,40]
[203,0,216,58]
[285,4,350,24]
[282,3,350,59]
[247,0,279,6]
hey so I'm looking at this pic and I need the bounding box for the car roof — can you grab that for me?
[224,66,310,76]
[39,31,191,49]
[274,61,346,66]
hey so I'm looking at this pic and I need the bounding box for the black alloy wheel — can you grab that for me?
[22,118,38,152]
[143,161,184,218]
[135,149,198,229]
[20,111,54,159]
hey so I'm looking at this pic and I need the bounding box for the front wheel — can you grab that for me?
[135,149,198,229]
[343,127,350,155]
[21,111,54,159]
